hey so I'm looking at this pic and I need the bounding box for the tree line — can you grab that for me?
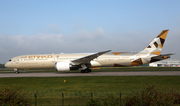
[0,64,5,68]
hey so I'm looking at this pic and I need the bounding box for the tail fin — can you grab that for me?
[141,29,169,55]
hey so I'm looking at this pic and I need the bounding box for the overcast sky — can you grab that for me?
[0,0,180,63]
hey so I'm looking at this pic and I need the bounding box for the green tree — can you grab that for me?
[0,64,5,68]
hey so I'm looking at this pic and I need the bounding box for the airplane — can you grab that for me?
[5,29,173,74]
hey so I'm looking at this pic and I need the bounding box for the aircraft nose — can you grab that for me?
[5,62,10,68]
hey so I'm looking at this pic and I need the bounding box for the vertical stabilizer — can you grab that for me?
[141,29,169,55]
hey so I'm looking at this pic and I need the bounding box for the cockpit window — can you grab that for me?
[9,59,11,62]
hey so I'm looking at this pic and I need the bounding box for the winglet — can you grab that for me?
[141,29,169,55]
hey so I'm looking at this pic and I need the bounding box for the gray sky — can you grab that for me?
[0,0,180,63]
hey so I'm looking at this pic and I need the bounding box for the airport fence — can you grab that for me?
[23,89,132,106]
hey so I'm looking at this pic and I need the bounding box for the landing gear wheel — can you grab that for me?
[85,69,88,73]
[88,69,92,72]
[16,71,19,74]
[81,68,91,73]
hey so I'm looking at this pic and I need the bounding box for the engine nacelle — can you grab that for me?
[55,61,71,71]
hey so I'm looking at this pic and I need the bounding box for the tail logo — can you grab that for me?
[142,30,169,55]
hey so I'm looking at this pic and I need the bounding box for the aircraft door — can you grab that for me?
[52,55,56,63]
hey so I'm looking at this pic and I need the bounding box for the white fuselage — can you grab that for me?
[5,52,153,70]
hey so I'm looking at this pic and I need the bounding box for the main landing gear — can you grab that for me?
[80,64,92,73]
[81,68,92,73]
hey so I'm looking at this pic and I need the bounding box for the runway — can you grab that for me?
[0,71,180,78]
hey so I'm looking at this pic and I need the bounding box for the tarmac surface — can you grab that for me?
[0,71,180,78]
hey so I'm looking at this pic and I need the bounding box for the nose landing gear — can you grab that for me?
[14,69,19,74]
[15,71,19,74]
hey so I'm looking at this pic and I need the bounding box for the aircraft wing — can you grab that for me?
[71,50,111,65]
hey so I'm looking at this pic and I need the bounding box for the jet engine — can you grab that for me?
[55,61,79,71]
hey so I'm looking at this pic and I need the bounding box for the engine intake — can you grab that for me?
[55,61,80,71]
[55,61,71,71]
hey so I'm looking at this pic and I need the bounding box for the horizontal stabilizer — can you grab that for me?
[150,53,174,63]
[151,53,174,59]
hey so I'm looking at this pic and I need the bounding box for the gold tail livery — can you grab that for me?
[5,29,173,73]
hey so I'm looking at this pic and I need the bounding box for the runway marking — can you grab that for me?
[0,71,180,78]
